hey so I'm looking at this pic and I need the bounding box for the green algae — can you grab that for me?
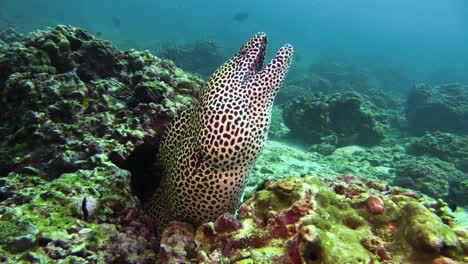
[396,202,463,260]
[242,177,375,263]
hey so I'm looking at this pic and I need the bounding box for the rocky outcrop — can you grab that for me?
[0,25,203,263]
[406,83,468,135]
[158,175,466,263]
[283,92,389,152]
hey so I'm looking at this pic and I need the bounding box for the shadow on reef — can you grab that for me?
[118,143,163,204]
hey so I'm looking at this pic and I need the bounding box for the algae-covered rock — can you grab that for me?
[392,156,466,206]
[406,83,468,135]
[0,25,204,178]
[0,27,23,44]
[0,166,158,263]
[397,202,463,261]
[158,175,466,263]
[194,176,374,264]
[407,131,468,173]
[0,25,204,263]
[283,92,389,147]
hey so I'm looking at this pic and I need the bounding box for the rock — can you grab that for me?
[283,92,389,147]
[0,25,203,179]
[406,83,468,135]
[0,27,23,43]
[392,156,466,206]
[397,202,463,260]
[367,196,385,214]
[0,25,202,263]
[7,235,35,253]
[406,131,468,173]
[157,221,195,264]
[177,175,467,263]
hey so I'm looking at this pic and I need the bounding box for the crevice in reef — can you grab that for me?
[115,143,163,204]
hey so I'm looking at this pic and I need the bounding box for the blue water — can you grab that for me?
[2,0,467,82]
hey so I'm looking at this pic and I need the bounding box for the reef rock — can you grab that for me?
[0,25,203,263]
[158,175,466,263]
[0,25,203,178]
[155,38,227,78]
[283,92,389,150]
[406,131,468,173]
[392,156,466,207]
[406,83,468,135]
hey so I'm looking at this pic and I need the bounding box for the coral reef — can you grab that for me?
[276,60,408,110]
[0,25,466,264]
[392,156,467,207]
[406,132,468,173]
[308,60,378,94]
[267,106,290,140]
[0,25,203,177]
[158,175,466,263]
[406,83,468,135]
[154,38,227,78]
[282,92,389,150]
[0,25,204,263]
[0,27,23,44]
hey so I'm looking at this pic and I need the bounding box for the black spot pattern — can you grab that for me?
[145,33,293,237]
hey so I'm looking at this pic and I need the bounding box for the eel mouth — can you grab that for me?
[236,32,268,81]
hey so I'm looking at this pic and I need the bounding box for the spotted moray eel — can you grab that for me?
[145,33,293,236]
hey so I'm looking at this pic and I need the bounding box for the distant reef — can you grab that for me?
[0,26,466,263]
[282,92,389,152]
[406,83,468,135]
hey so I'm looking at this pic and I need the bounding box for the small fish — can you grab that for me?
[232,12,249,22]
[112,16,121,28]
[95,31,103,37]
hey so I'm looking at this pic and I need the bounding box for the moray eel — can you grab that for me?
[146,33,293,236]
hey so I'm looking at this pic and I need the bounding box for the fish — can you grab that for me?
[232,12,249,22]
[144,32,293,238]
[111,16,121,28]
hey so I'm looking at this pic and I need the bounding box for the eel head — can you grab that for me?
[198,33,293,169]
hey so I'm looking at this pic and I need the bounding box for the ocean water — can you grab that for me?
[2,0,467,82]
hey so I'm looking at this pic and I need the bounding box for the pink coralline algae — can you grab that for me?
[157,221,196,264]
[214,213,242,233]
